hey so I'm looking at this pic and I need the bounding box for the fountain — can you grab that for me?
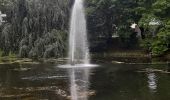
[58,0,97,100]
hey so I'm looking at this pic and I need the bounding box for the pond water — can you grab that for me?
[0,62,170,100]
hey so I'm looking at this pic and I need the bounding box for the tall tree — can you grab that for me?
[0,0,70,58]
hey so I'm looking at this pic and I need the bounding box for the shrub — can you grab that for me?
[0,49,3,57]
[151,40,168,56]
[140,38,152,52]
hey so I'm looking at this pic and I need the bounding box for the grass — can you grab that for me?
[8,51,17,62]
[92,50,150,58]
[0,51,45,64]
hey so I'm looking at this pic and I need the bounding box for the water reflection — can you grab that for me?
[147,73,157,93]
[0,64,70,100]
[1,63,170,100]
[22,75,68,81]
[69,68,90,100]
[167,63,170,72]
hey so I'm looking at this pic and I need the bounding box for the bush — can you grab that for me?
[8,51,16,58]
[0,49,3,57]
[140,38,152,52]
[151,40,168,56]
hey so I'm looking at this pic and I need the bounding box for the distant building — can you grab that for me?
[0,11,6,25]
[130,23,141,38]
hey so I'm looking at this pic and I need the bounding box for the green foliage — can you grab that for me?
[8,51,16,58]
[118,26,131,48]
[140,26,170,56]
[141,20,170,56]
[19,29,67,58]
[140,38,152,52]
[138,0,170,56]
[152,0,170,15]
[0,0,70,58]
[138,14,157,28]
[151,40,168,56]
[0,49,3,57]
[0,0,170,57]
[86,0,141,48]
[8,51,16,62]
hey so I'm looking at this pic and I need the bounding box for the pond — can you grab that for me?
[0,62,170,100]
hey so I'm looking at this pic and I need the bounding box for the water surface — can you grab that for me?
[0,63,170,100]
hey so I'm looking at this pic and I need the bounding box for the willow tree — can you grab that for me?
[0,0,70,58]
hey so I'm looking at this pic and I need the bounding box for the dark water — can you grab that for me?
[0,63,170,100]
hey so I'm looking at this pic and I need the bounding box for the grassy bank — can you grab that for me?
[91,49,170,64]
[0,49,169,65]
[0,56,68,65]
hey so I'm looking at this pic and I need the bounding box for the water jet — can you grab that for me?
[58,0,97,100]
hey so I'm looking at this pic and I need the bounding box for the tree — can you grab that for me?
[139,0,170,56]
[0,0,70,58]
[86,0,143,49]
